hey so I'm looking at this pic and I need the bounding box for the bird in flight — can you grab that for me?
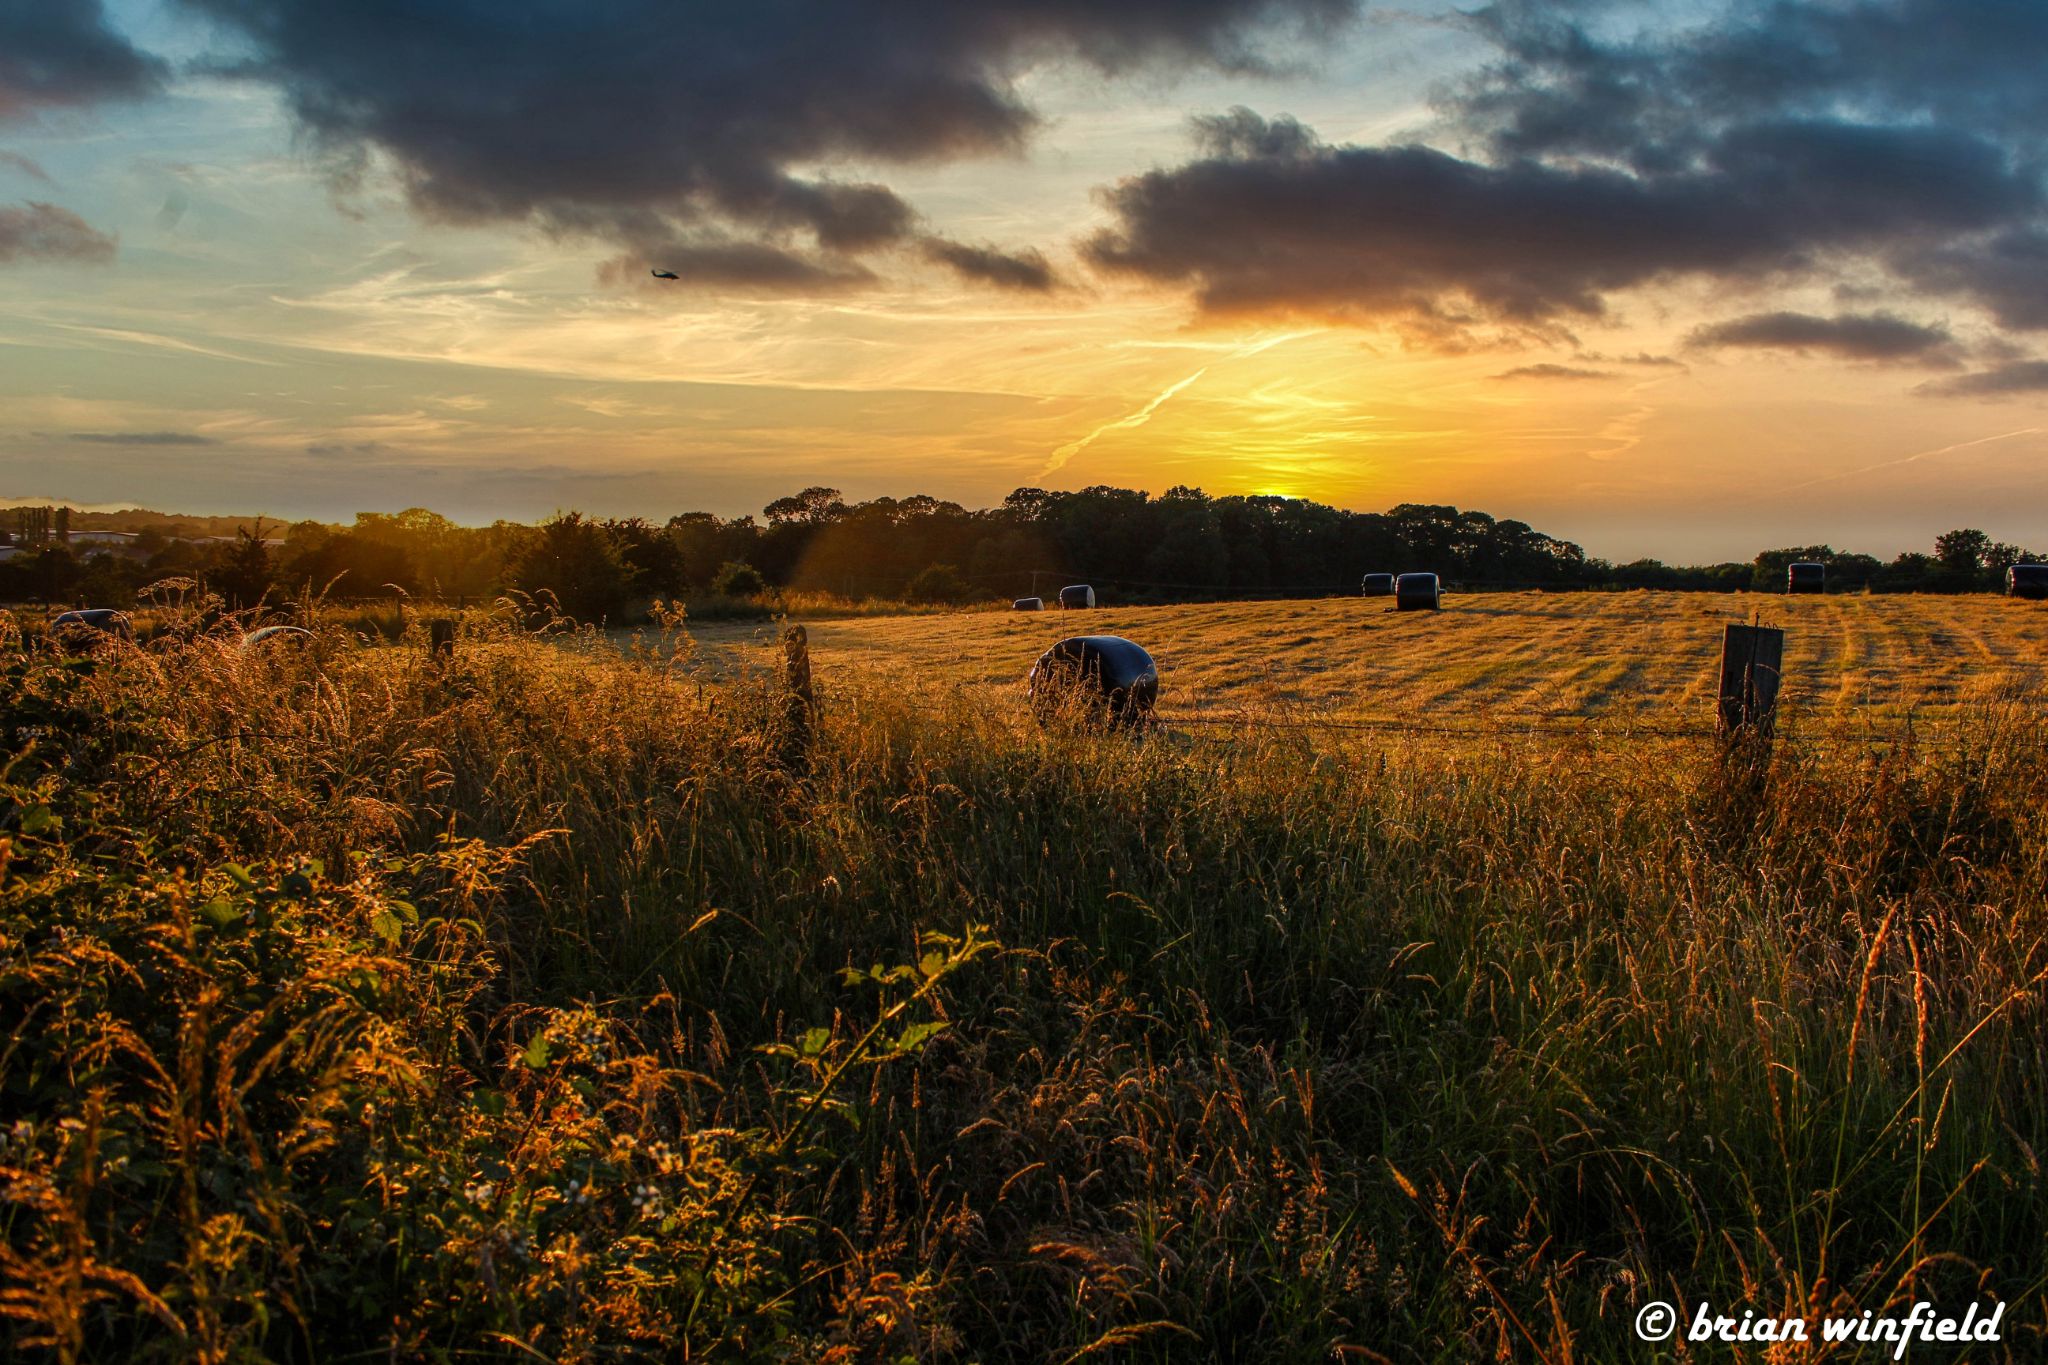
[650,269,679,279]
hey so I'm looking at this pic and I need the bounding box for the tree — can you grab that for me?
[212,527,274,609]
[763,487,845,526]
[1934,528,1992,576]
[1933,530,1987,570]
[278,526,416,599]
[711,561,767,598]
[507,513,636,621]
[604,518,689,596]
[904,563,972,604]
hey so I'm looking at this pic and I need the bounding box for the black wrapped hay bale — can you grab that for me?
[1787,561,1825,594]
[2008,564,2048,600]
[1028,635,1157,726]
[50,609,133,649]
[1394,573,1441,611]
[1361,572,1395,597]
[1058,584,1095,609]
[1012,596,1043,610]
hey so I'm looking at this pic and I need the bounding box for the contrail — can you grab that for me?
[1040,367,1209,478]
[1778,425,2043,494]
[1037,331,1316,480]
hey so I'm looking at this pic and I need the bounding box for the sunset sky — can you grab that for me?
[3,0,2046,561]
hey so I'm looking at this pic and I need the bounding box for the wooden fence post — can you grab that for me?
[778,623,815,772]
[1716,624,1784,743]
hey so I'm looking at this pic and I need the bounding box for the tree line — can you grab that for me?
[1,488,2039,617]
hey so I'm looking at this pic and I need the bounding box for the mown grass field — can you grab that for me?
[4,593,2046,1362]
[672,590,2048,731]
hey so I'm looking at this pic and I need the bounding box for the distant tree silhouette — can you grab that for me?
[212,527,274,609]
[508,513,636,621]
[711,561,768,598]
[905,563,972,604]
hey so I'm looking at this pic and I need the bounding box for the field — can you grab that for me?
[3,592,2045,1362]
[676,590,2048,731]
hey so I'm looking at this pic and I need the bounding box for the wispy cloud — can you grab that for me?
[0,152,52,184]
[63,430,219,445]
[51,323,284,367]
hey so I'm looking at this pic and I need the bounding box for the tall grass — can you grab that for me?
[1,615,2042,1360]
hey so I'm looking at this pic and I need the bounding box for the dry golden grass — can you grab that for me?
[667,590,2048,732]
[8,603,2046,1361]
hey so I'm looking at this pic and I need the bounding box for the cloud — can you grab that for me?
[1492,363,1614,380]
[1446,0,2048,170]
[1082,109,2034,339]
[0,202,116,263]
[599,238,877,293]
[1687,311,1956,363]
[64,430,218,445]
[0,151,51,183]
[0,0,165,121]
[1920,361,2048,398]
[1895,229,2048,331]
[1431,0,2048,337]
[178,0,1356,288]
[921,238,1058,291]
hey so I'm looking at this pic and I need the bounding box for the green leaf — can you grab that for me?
[919,950,946,980]
[369,908,403,946]
[19,806,58,837]
[221,863,256,889]
[894,1021,947,1054]
[198,899,242,929]
[798,1027,831,1057]
[522,1035,552,1070]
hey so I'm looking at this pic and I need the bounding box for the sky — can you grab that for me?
[2,0,2046,563]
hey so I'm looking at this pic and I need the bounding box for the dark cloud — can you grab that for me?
[1895,229,2048,331]
[598,239,877,293]
[0,201,116,263]
[1492,363,1614,380]
[1083,0,2048,351]
[306,440,389,458]
[177,0,1355,287]
[1083,109,2034,333]
[1919,360,2048,398]
[1432,1,2048,337]
[1448,0,2048,171]
[65,430,218,445]
[1687,310,1956,363]
[921,238,1058,291]
[0,0,165,121]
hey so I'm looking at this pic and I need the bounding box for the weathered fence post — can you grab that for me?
[778,623,816,772]
[428,618,456,661]
[1716,623,1784,744]
[1714,623,1783,822]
